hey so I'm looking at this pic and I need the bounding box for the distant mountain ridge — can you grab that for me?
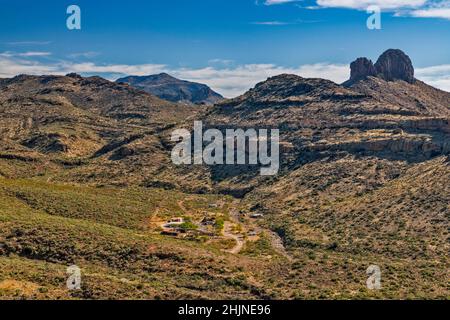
[116,73,224,105]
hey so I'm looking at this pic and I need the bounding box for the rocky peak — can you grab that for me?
[374,49,415,83]
[349,58,377,82]
[345,49,415,85]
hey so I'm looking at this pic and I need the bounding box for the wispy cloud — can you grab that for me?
[5,41,52,46]
[18,52,51,57]
[409,7,450,18]
[316,0,427,10]
[264,0,450,20]
[0,51,51,58]
[0,57,59,77]
[68,52,101,59]
[264,0,301,4]
[208,59,235,66]
[262,0,427,9]
[59,62,167,77]
[416,64,450,91]
[407,0,450,19]
[0,54,166,79]
[251,19,323,25]
[251,21,291,25]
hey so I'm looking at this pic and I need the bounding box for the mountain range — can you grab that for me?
[0,49,448,300]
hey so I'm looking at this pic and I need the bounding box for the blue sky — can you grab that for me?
[0,0,449,96]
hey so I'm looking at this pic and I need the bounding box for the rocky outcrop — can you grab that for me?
[22,133,69,153]
[307,137,449,160]
[345,49,416,85]
[349,58,377,82]
[374,49,415,83]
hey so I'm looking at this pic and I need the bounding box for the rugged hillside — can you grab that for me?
[0,73,197,126]
[199,49,449,298]
[0,73,205,185]
[0,49,448,300]
[200,71,449,192]
[117,73,224,105]
[344,49,449,117]
[201,49,449,195]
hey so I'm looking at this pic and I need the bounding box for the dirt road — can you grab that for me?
[228,199,292,260]
[223,222,245,254]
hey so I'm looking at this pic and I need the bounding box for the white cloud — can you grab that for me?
[251,21,291,25]
[316,0,427,9]
[0,57,59,77]
[264,0,429,9]
[5,41,51,46]
[17,52,51,57]
[408,0,450,19]
[263,0,301,5]
[68,52,101,59]
[170,63,349,97]
[0,51,51,58]
[266,0,450,20]
[0,55,166,79]
[409,8,450,18]
[392,0,450,19]
[416,64,450,91]
[208,59,234,66]
[59,62,167,76]
[416,64,450,74]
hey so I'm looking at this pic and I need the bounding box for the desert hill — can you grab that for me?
[117,73,224,105]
